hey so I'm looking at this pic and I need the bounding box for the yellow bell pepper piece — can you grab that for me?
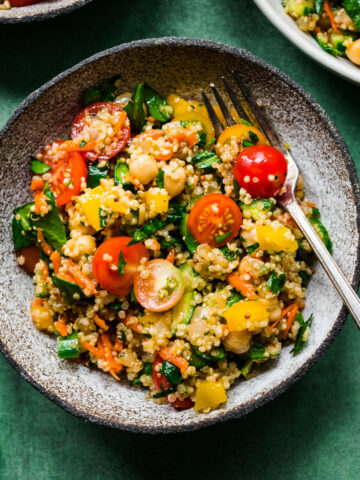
[167,94,215,143]
[78,185,104,231]
[257,224,298,254]
[194,380,227,412]
[104,197,130,214]
[145,190,169,214]
[223,300,269,332]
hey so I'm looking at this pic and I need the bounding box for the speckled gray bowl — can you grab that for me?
[0,0,94,23]
[0,38,359,434]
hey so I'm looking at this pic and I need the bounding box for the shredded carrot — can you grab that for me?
[55,314,68,337]
[50,251,61,274]
[283,304,299,338]
[323,0,341,33]
[65,259,97,296]
[227,273,257,300]
[166,249,175,264]
[34,190,48,214]
[80,339,106,359]
[30,177,45,191]
[221,324,229,335]
[113,110,127,132]
[135,130,163,141]
[123,314,143,333]
[159,348,189,373]
[56,272,77,283]
[58,139,96,153]
[113,337,123,353]
[306,201,316,208]
[155,150,173,161]
[94,314,109,331]
[100,333,122,379]
[32,298,43,308]
[146,116,156,122]
[36,229,53,256]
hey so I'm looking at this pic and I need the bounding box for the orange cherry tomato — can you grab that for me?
[92,237,149,296]
[187,193,242,247]
[133,259,185,312]
[71,102,130,162]
[40,141,88,207]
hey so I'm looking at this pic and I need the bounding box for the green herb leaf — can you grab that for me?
[242,139,254,148]
[233,179,240,199]
[291,313,313,355]
[53,275,85,304]
[241,359,254,378]
[130,285,136,303]
[299,270,311,286]
[197,132,207,147]
[127,215,168,245]
[246,243,259,254]
[344,0,360,30]
[161,361,182,384]
[118,250,126,275]
[124,82,146,132]
[240,118,252,126]
[87,160,109,189]
[220,246,239,261]
[58,331,79,359]
[156,169,165,188]
[99,208,108,229]
[179,212,199,255]
[192,150,220,170]
[266,271,286,294]
[226,290,244,307]
[206,138,216,146]
[180,120,187,127]
[154,385,177,398]
[190,345,226,369]
[143,83,174,123]
[12,202,35,250]
[311,206,320,218]
[215,231,232,244]
[83,75,121,106]
[314,0,323,15]
[79,140,87,148]
[248,131,259,144]
[31,185,67,252]
[143,360,153,376]
[31,157,51,174]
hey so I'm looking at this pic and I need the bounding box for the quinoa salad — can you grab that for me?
[283,0,360,66]
[12,78,333,413]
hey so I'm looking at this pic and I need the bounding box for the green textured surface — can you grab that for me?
[0,0,359,478]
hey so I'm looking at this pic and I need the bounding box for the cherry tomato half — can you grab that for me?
[40,141,88,207]
[234,145,288,198]
[71,102,131,162]
[187,193,242,247]
[134,259,185,312]
[92,237,149,296]
[10,0,42,5]
[152,355,193,410]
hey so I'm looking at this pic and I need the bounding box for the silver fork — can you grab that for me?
[201,73,360,329]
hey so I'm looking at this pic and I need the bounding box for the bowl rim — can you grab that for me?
[1,37,359,434]
[252,0,360,86]
[0,0,94,24]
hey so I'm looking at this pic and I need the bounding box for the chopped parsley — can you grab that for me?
[291,313,313,355]
[215,231,232,244]
[266,271,286,294]
[242,139,254,148]
[249,342,265,360]
[246,243,259,254]
[118,250,126,275]
[249,131,259,144]
[156,169,165,188]
[226,290,244,306]
[160,361,182,384]
[79,140,87,148]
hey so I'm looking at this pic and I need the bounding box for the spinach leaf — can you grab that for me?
[314,0,324,15]
[192,150,220,170]
[161,361,182,384]
[53,275,85,304]
[266,271,286,294]
[248,131,258,144]
[344,0,360,30]
[124,82,146,132]
[31,157,51,174]
[291,312,313,354]
[114,159,131,188]
[299,270,311,286]
[156,169,165,188]
[226,290,244,307]
[190,345,226,369]
[31,186,67,252]
[87,160,109,189]
[127,215,168,245]
[220,246,239,261]
[12,202,35,250]
[143,83,174,123]
[118,250,126,275]
[197,132,207,147]
[154,385,177,398]
[83,75,121,106]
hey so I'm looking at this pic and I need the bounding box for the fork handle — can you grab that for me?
[286,200,360,329]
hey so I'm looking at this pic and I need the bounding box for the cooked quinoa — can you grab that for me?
[283,0,360,66]
[12,78,332,413]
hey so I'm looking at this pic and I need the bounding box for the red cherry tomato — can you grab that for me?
[152,356,193,410]
[92,237,149,296]
[40,141,87,207]
[71,102,130,162]
[133,259,185,312]
[187,193,242,247]
[234,145,288,198]
[10,0,42,5]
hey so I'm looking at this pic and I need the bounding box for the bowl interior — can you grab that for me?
[0,0,93,22]
[253,0,360,86]
[0,39,359,433]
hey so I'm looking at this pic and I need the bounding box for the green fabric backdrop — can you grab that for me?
[0,1,359,478]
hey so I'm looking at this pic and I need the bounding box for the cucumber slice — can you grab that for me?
[179,262,198,291]
[309,216,332,253]
[172,290,195,325]
[240,198,275,221]
[58,331,79,359]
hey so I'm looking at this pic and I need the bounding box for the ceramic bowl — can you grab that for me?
[0,0,93,23]
[0,38,359,433]
[253,0,360,86]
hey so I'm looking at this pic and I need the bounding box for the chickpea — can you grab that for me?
[259,297,282,322]
[129,154,158,185]
[223,330,252,354]
[62,235,96,261]
[163,165,186,198]
[346,39,360,66]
